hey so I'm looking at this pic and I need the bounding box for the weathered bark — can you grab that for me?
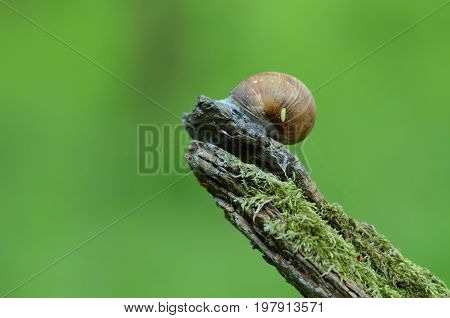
[183,95,448,298]
[186,140,368,297]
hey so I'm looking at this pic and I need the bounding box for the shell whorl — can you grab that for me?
[229,72,316,144]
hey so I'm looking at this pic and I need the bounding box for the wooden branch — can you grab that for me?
[183,96,448,298]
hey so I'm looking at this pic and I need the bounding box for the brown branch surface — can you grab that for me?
[183,96,448,298]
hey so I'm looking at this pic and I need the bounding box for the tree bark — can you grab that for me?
[183,95,448,298]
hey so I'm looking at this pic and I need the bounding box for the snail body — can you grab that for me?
[228,72,316,144]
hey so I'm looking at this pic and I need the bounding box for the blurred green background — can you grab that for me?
[1,0,449,297]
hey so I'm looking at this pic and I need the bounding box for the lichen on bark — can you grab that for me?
[184,95,449,298]
[232,161,447,297]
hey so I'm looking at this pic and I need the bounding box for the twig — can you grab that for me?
[183,96,448,298]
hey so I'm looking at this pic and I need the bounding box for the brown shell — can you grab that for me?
[229,72,316,144]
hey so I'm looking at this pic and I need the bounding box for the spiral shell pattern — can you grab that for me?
[230,72,316,144]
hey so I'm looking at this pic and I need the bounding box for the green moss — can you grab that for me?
[230,163,448,298]
[317,203,448,298]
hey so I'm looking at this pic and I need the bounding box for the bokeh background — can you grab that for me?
[1,0,449,297]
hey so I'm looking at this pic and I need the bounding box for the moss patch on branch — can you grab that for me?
[317,203,448,297]
[232,163,448,298]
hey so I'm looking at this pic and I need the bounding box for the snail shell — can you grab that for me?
[229,72,316,144]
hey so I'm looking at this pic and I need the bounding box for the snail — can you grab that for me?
[226,72,316,145]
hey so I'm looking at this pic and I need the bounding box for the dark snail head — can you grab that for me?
[229,72,316,144]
